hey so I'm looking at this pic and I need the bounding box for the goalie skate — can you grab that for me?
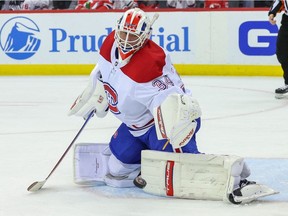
[228,183,279,204]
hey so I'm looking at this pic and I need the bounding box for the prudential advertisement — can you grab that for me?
[0,10,281,75]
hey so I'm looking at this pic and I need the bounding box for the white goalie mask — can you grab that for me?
[115,8,152,60]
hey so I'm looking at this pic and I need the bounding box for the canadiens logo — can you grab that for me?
[103,82,121,114]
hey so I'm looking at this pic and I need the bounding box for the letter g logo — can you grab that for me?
[239,21,278,56]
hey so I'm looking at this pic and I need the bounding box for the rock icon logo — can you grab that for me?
[0,16,40,60]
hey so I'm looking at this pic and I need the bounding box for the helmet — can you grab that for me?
[115,8,152,60]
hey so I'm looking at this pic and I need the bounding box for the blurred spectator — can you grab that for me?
[53,0,73,9]
[195,0,204,7]
[75,0,113,9]
[205,0,228,8]
[0,0,4,9]
[75,0,138,10]
[68,0,78,8]
[112,0,137,9]
[156,0,167,8]
[21,0,51,10]
[255,0,272,7]
[1,0,23,10]
[75,0,88,9]
[228,0,254,8]
[137,0,159,9]
[242,0,254,7]
[167,0,195,8]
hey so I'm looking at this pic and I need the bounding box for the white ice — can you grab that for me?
[0,76,287,216]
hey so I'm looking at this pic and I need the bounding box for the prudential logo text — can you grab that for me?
[0,16,41,60]
[0,16,190,61]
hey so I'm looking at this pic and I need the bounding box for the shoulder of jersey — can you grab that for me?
[99,30,115,62]
[100,31,166,83]
[123,40,166,83]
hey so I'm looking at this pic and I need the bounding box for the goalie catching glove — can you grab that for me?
[154,94,201,149]
[68,65,109,119]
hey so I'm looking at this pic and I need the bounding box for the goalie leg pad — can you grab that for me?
[74,143,140,187]
[141,150,245,201]
[74,143,111,185]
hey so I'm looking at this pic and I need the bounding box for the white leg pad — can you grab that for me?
[74,143,141,188]
[141,150,244,202]
[74,143,111,185]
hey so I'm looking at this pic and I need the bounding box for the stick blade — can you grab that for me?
[27,180,46,192]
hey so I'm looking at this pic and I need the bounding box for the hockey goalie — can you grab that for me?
[68,8,278,204]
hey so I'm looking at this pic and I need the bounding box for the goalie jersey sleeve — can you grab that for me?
[96,31,189,136]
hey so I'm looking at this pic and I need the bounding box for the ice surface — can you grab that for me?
[0,76,287,216]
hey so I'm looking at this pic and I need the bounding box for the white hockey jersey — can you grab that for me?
[91,31,189,136]
[22,0,51,10]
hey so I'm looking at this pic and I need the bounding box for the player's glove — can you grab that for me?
[68,69,108,119]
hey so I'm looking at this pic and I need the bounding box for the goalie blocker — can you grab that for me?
[73,143,278,204]
[153,93,201,149]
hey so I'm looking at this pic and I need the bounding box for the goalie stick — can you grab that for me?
[27,110,95,192]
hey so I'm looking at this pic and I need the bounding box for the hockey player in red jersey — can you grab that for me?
[69,8,278,204]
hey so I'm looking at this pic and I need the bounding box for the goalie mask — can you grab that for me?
[115,8,152,61]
